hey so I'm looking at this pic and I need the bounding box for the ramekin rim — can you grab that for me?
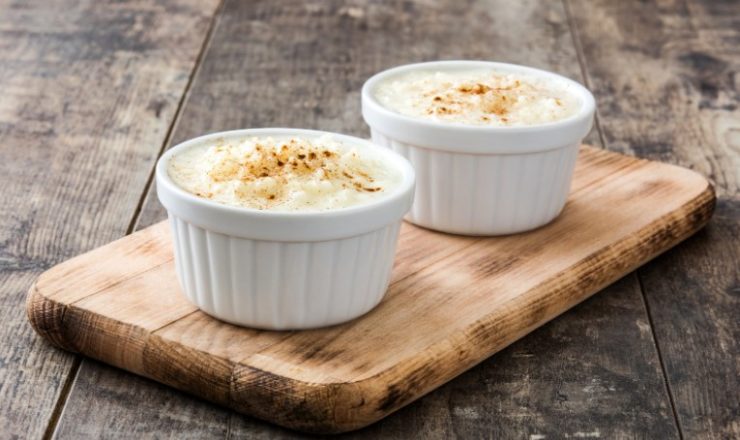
[361,60,596,134]
[156,128,416,221]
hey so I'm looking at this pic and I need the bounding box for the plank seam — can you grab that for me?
[126,0,226,234]
[561,0,608,149]
[42,357,80,440]
[67,257,175,307]
[637,273,686,440]
[150,309,200,335]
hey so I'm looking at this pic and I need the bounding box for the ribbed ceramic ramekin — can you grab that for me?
[156,128,415,330]
[362,61,595,235]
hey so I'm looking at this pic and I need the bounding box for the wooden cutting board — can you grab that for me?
[27,146,715,434]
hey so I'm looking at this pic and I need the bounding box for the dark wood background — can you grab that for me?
[1,0,737,438]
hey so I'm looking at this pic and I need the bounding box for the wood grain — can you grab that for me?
[28,146,715,433]
[0,0,220,437]
[566,0,739,437]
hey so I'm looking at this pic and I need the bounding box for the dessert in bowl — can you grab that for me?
[156,128,415,330]
[362,60,595,235]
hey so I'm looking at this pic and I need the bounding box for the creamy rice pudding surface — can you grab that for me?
[167,136,401,212]
[374,69,580,126]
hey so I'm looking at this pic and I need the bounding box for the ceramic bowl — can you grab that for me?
[362,60,595,235]
[156,128,415,329]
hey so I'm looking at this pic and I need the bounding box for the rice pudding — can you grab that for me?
[167,135,401,211]
[374,69,580,126]
[156,128,416,329]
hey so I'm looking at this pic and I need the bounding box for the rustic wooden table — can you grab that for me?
[1,0,737,438]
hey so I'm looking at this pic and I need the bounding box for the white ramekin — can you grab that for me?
[156,128,415,330]
[362,61,595,235]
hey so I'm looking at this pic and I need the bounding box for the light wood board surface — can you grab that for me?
[27,146,715,433]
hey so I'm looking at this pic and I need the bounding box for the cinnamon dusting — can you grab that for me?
[375,70,578,126]
[201,137,387,208]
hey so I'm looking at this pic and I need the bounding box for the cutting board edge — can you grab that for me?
[25,176,716,434]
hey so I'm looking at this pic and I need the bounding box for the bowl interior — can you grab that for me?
[363,60,595,130]
[157,127,416,219]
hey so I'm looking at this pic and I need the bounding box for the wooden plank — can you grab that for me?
[54,0,682,437]
[0,0,221,437]
[566,0,739,438]
[30,146,715,433]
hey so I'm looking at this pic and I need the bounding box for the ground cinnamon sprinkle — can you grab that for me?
[423,80,522,118]
[168,136,397,211]
[375,70,578,126]
[223,142,349,177]
[207,138,383,201]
